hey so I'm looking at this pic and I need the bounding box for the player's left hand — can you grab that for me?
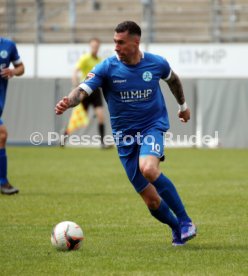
[178,108,190,123]
[0,68,14,79]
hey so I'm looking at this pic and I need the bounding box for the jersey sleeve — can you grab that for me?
[160,57,172,81]
[10,41,22,65]
[79,59,107,95]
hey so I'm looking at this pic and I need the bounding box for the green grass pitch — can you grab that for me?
[0,147,247,275]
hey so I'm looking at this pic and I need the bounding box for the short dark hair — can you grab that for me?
[115,21,141,37]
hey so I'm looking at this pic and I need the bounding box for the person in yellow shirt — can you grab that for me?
[72,38,102,85]
[69,38,107,148]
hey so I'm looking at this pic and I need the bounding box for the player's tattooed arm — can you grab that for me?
[166,71,185,105]
[165,70,190,123]
[68,87,88,107]
[55,87,88,115]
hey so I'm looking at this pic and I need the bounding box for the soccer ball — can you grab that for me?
[51,221,84,251]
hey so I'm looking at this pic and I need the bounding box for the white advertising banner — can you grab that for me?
[16,44,35,77]
[17,44,248,78]
[38,44,114,78]
[150,44,248,78]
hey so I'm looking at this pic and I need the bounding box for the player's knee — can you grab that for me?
[140,162,159,182]
[0,128,8,145]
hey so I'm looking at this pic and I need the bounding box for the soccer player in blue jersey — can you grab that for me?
[55,21,197,246]
[0,37,24,195]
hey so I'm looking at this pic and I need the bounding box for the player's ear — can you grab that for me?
[133,35,140,46]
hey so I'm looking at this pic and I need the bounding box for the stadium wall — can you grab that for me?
[2,78,248,148]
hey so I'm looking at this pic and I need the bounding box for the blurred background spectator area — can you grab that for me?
[1,0,248,44]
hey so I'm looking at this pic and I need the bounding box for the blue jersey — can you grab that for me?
[0,37,21,117]
[80,52,171,135]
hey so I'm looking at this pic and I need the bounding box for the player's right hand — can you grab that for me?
[0,68,14,79]
[55,97,70,115]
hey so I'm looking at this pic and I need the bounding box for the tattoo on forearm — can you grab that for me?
[166,71,185,105]
[69,88,87,107]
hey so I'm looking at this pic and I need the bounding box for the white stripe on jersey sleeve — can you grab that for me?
[163,69,172,82]
[12,58,22,65]
[79,83,93,95]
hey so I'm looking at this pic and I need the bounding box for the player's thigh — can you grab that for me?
[81,97,90,111]
[139,129,164,181]
[118,144,149,193]
[140,129,164,159]
[91,88,103,108]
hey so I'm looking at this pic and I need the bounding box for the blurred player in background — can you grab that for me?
[55,21,196,246]
[0,37,24,195]
[62,38,108,148]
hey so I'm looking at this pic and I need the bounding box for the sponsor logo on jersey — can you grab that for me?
[85,72,95,81]
[113,79,127,84]
[119,89,152,102]
[0,50,8,59]
[142,71,152,82]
